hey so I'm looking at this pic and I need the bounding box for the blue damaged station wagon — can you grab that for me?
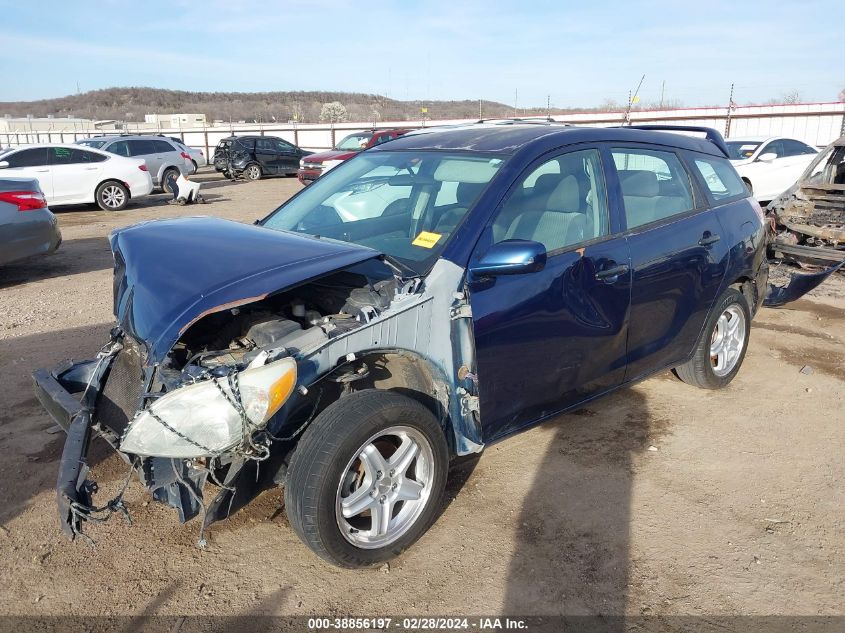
[34,122,804,567]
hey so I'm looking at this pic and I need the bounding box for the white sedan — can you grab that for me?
[725,136,818,202]
[0,144,153,211]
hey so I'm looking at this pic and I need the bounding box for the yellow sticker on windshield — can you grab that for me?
[412,231,442,249]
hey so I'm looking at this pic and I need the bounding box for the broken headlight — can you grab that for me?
[120,358,297,458]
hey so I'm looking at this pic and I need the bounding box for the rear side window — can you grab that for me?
[4,147,49,167]
[692,156,748,202]
[152,140,175,153]
[781,139,817,156]
[236,138,256,151]
[612,148,695,229]
[49,147,107,165]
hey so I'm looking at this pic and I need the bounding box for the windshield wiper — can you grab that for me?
[380,254,418,278]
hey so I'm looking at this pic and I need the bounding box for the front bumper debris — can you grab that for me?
[32,342,124,538]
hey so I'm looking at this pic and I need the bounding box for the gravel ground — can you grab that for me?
[0,171,842,619]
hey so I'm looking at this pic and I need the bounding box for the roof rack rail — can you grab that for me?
[625,125,729,157]
[474,116,563,125]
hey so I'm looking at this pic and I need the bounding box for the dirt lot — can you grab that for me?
[0,171,843,619]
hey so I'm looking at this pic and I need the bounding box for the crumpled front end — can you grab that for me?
[32,328,301,541]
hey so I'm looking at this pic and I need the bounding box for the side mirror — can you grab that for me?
[470,239,547,277]
[0,161,8,169]
[758,152,778,162]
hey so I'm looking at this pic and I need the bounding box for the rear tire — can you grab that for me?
[244,163,262,181]
[674,288,751,389]
[95,181,129,211]
[161,167,180,194]
[285,390,448,568]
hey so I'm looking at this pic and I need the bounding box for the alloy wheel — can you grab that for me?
[710,305,746,377]
[335,425,434,549]
[101,185,125,209]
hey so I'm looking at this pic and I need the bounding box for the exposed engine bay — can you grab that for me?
[159,261,402,386]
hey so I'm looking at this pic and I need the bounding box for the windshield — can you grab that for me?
[725,141,761,160]
[78,139,107,149]
[335,133,373,151]
[261,150,505,275]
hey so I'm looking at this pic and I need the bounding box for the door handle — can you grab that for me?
[35,169,49,172]
[83,166,98,170]
[595,264,629,281]
[698,233,721,247]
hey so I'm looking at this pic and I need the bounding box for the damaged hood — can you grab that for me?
[110,217,380,363]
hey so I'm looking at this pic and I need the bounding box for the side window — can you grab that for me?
[5,148,49,168]
[491,148,609,253]
[612,148,695,229]
[692,156,748,201]
[256,138,274,152]
[237,138,256,151]
[49,147,80,165]
[108,141,131,157]
[372,134,392,146]
[274,139,294,152]
[760,140,784,158]
[781,139,817,157]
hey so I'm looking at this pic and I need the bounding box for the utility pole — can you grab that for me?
[724,83,735,138]
[659,80,665,109]
[625,74,645,126]
[514,88,518,118]
[546,95,551,120]
[479,99,482,120]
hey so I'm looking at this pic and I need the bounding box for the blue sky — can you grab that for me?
[1,0,842,108]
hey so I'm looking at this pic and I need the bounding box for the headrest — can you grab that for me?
[619,170,658,197]
[455,181,485,206]
[532,173,561,195]
[546,175,581,212]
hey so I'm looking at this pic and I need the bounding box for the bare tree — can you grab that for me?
[319,101,348,123]
[839,88,845,102]
[782,91,801,105]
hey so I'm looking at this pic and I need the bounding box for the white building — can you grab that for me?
[144,113,207,128]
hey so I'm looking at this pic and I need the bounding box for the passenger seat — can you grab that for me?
[504,175,587,250]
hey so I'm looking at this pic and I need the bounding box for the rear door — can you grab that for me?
[469,147,631,440]
[1,148,52,198]
[608,145,729,381]
[48,147,107,203]
[127,139,162,182]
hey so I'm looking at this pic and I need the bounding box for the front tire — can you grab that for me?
[244,163,262,181]
[674,287,750,389]
[95,181,129,211]
[285,390,448,568]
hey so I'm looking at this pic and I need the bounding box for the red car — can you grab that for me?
[297,128,412,184]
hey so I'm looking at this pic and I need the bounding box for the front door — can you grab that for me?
[1,147,52,198]
[469,147,631,441]
[607,145,729,381]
